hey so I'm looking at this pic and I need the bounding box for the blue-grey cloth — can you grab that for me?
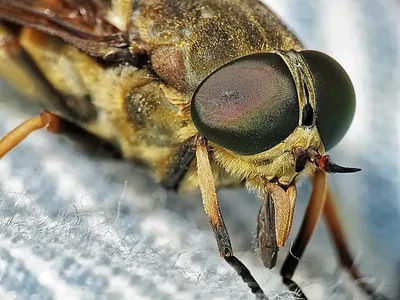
[0,0,399,299]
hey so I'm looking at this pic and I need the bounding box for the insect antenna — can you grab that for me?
[307,149,361,174]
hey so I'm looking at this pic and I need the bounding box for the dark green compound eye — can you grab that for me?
[191,53,299,155]
[301,50,356,151]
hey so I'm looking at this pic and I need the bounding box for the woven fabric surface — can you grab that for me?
[0,0,399,299]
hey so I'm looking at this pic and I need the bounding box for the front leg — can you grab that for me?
[195,135,267,300]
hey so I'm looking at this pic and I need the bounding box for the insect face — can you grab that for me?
[191,50,356,185]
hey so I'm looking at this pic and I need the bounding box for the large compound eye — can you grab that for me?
[190,53,299,155]
[301,51,356,151]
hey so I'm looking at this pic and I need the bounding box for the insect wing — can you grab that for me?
[0,0,132,62]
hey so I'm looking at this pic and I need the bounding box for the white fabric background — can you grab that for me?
[0,0,399,299]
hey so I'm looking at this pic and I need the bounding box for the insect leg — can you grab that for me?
[160,135,197,191]
[0,111,60,158]
[324,189,391,300]
[195,135,267,300]
[279,170,328,299]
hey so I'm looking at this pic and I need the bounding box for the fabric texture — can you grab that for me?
[0,0,399,299]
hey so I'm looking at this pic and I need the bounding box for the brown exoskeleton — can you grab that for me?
[0,1,391,299]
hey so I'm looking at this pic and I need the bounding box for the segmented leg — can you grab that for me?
[0,111,60,158]
[160,135,197,191]
[279,170,328,299]
[195,135,267,300]
[324,189,391,300]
